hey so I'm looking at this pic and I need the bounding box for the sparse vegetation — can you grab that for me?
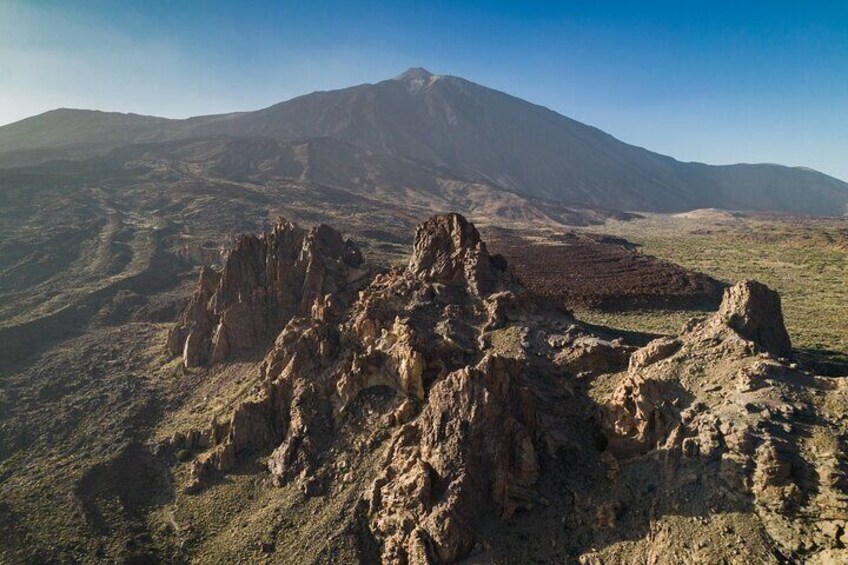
[575,213,848,369]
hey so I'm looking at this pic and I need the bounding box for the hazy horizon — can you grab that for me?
[2,1,847,180]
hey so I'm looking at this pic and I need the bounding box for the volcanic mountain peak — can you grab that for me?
[394,66,436,81]
[394,67,441,93]
[1,69,847,215]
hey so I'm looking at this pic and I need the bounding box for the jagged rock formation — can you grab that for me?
[366,354,541,563]
[713,279,792,358]
[163,215,847,564]
[167,213,583,560]
[599,280,847,562]
[407,213,498,295]
[167,219,366,367]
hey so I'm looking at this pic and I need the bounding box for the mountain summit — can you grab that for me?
[393,67,439,92]
[0,69,846,215]
[394,66,435,81]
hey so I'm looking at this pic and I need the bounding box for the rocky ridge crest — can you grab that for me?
[163,214,847,564]
[167,218,365,367]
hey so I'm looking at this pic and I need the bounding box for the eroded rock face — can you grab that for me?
[407,213,500,295]
[628,336,680,370]
[164,216,846,564]
[167,218,366,367]
[554,336,634,377]
[367,355,539,563]
[167,214,570,563]
[714,279,792,358]
[598,280,847,562]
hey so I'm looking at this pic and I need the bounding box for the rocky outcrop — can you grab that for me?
[628,336,681,370]
[164,216,846,564]
[164,266,221,367]
[554,336,634,377]
[407,213,502,295]
[367,355,540,563]
[597,279,847,562]
[713,279,792,358]
[186,317,335,490]
[167,218,366,367]
[168,213,561,562]
[600,376,681,460]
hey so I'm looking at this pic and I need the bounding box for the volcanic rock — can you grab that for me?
[172,213,565,562]
[407,213,501,295]
[596,279,847,562]
[165,214,846,564]
[367,355,540,563]
[714,280,792,358]
[554,336,634,377]
[167,218,366,367]
[628,337,681,370]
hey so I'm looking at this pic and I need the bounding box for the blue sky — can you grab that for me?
[1,1,847,180]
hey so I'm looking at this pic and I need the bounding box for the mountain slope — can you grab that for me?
[1,68,846,215]
[0,108,175,153]
[192,68,845,214]
[95,134,595,224]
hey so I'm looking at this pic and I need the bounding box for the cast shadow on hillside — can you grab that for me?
[487,360,830,563]
[796,346,848,377]
[0,227,180,375]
